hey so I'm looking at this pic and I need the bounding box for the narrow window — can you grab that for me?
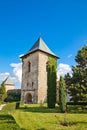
[28,62,31,72]
[27,81,29,87]
[32,82,34,87]
[46,61,49,72]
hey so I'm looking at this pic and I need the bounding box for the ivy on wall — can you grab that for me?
[47,56,57,108]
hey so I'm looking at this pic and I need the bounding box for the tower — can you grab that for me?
[20,37,58,103]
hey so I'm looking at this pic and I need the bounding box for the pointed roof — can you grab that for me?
[3,76,14,85]
[21,37,59,58]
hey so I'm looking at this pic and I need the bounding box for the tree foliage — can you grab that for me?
[64,73,72,91]
[5,89,21,102]
[47,57,57,108]
[65,45,87,103]
[59,76,66,112]
[0,83,7,103]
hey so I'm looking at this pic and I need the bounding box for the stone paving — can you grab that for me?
[0,104,6,111]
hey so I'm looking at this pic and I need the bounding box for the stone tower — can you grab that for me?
[21,37,58,104]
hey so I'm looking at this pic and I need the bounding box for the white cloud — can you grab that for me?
[67,54,72,58]
[57,63,72,80]
[0,62,72,88]
[0,63,22,88]
[10,63,22,83]
[0,72,10,84]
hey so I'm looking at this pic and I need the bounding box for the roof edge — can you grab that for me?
[20,49,59,59]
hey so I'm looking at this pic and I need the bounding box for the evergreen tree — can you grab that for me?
[0,83,7,102]
[47,57,57,108]
[71,45,87,102]
[64,73,72,94]
[0,87,2,101]
[65,45,87,102]
[59,76,66,113]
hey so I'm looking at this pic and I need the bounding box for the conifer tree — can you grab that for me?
[47,57,57,108]
[65,45,87,102]
[0,83,7,102]
[59,76,66,112]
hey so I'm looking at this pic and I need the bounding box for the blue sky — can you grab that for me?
[0,0,87,88]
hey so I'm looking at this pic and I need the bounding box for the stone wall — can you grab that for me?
[38,51,48,103]
[21,52,39,103]
[5,84,14,92]
[21,50,57,104]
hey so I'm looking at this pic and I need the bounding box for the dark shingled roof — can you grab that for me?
[21,37,59,58]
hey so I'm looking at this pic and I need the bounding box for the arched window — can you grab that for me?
[28,61,31,72]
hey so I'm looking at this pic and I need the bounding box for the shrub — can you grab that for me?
[5,89,21,102]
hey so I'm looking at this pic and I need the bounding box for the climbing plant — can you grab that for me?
[47,56,57,108]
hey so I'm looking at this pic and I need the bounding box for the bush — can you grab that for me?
[5,89,21,102]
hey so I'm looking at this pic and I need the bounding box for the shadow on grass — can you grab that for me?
[19,106,59,113]
[0,114,21,130]
[60,121,87,126]
[67,105,87,114]
[36,128,46,130]
[0,114,14,121]
[76,121,87,124]
[18,105,87,114]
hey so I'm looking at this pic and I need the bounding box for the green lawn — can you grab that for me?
[13,103,87,130]
[0,103,21,130]
[0,103,87,130]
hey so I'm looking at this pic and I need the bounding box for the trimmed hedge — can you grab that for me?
[5,89,21,102]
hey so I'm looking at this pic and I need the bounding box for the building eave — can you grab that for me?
[20,49,59,59]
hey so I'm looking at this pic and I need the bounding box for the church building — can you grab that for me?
[20,37,58,103]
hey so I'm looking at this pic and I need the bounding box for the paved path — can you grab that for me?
[0,104,6,111]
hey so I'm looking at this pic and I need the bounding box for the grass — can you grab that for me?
[0,103,87,130]
[12,103,87,130]
[0,102,21,130]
